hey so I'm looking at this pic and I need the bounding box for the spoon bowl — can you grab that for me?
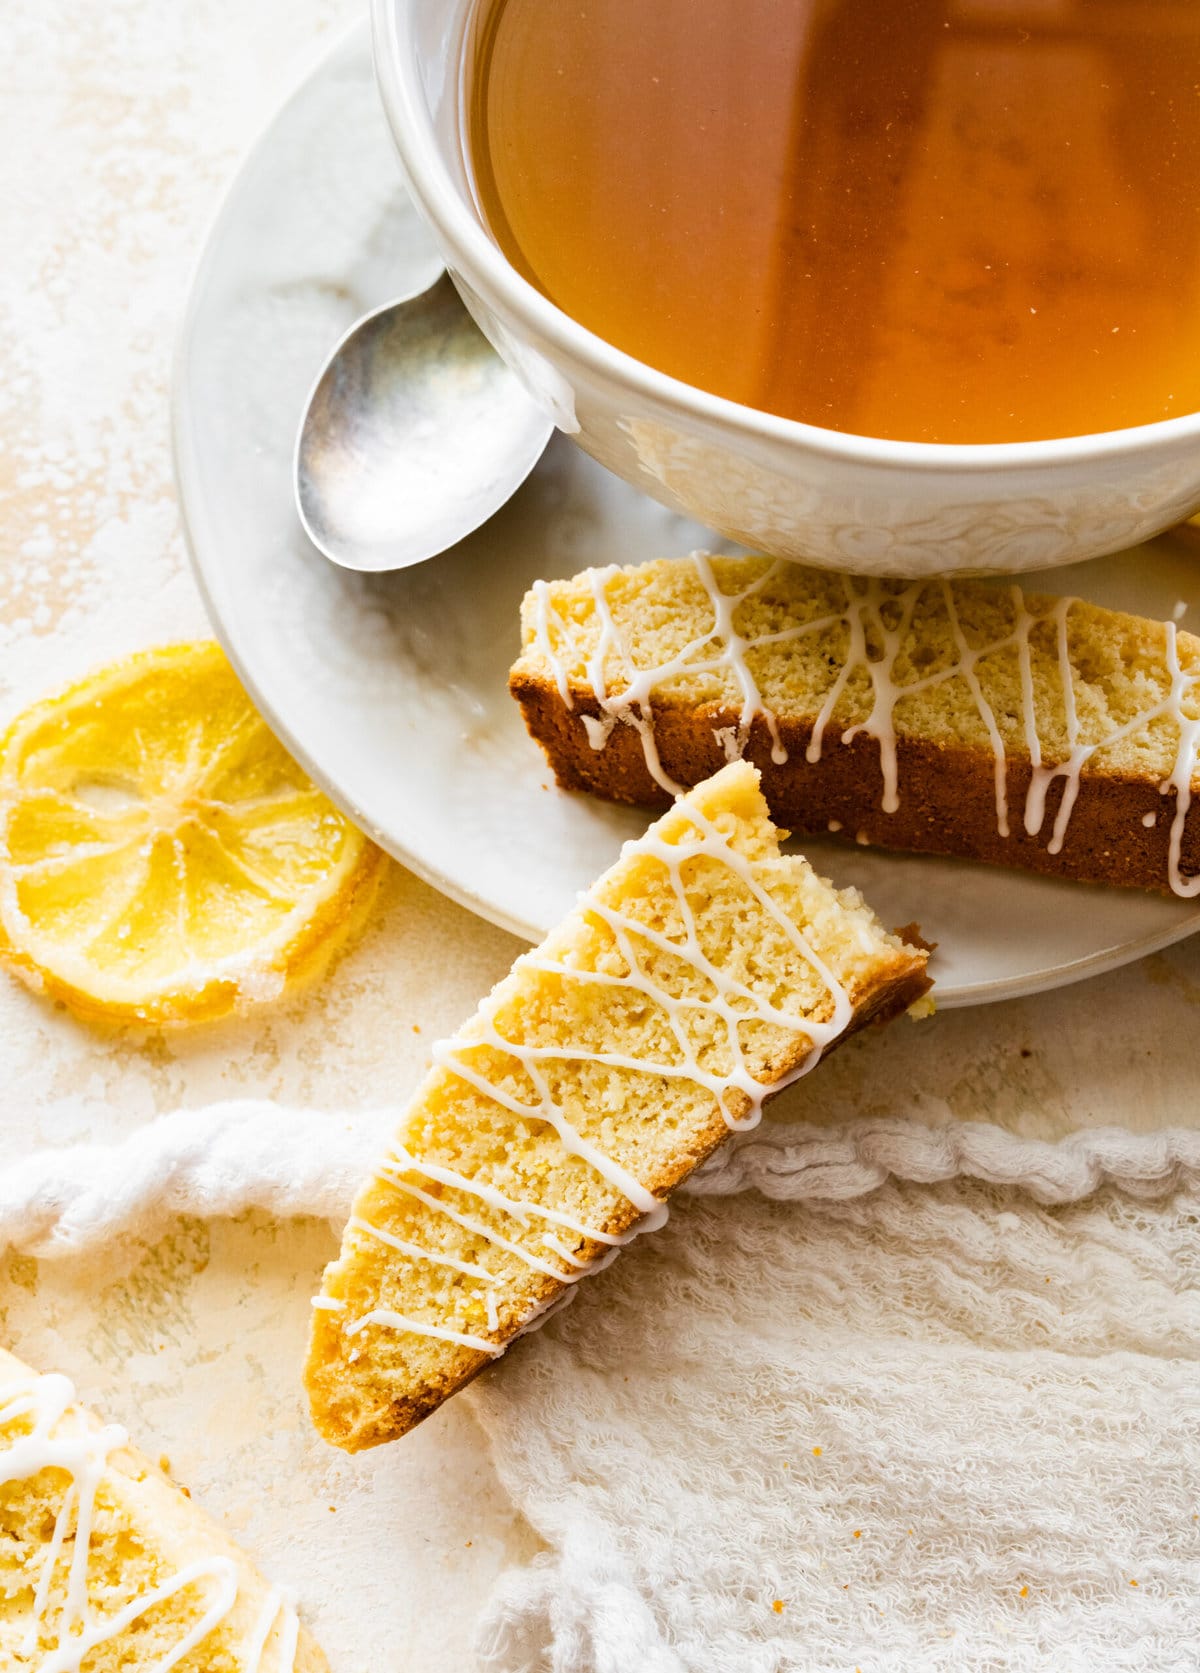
[295,271,553,572]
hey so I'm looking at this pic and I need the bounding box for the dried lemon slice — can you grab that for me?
[0,642,387,1025]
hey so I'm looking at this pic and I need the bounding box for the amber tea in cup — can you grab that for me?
[468,0,1200,446]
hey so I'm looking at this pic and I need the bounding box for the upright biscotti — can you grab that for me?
[0,1346,326,1671]
[509,553,1200,895]
[306,763,930,1451]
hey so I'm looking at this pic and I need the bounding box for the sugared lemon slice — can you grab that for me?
[0,643,387,1025]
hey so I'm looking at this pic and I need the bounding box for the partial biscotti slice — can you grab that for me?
[0,1346,326,1672]
[509,553,1200,895]
[306,762,930,1452]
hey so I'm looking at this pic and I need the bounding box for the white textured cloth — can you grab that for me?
[0,1103,390,1258]
[470,1169,1200,1673]
[3,1104,1199,1669]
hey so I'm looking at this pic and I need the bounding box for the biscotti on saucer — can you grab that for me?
[0,1346,326,1671]
[509,553,1200,895]
[305,762,930,1451]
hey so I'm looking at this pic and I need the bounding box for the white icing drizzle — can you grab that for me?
[386,1148,658,1247]
[530,556,795,796]
[343,1309,503,1358]
[347,1213,499,1282]
[581,713,616,751]
[1161,624,1200,897]
[691,551,788,767]
[339,796,854,1357]
[370,1170,598,1283]
[511,1285,579,1341]
[243,1591,299,1673]
[530,556,1200,896]
[0,1370,298,1672]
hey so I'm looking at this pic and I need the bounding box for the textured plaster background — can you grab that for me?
[2,1,1200,1667]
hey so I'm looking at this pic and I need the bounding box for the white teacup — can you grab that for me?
[374,0,1200,579]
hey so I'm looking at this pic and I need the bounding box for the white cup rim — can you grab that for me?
[374,0,1200,477]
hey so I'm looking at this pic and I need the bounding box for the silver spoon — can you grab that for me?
[294,271,554,572]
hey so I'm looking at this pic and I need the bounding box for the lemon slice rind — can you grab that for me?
[0,643,387,1026]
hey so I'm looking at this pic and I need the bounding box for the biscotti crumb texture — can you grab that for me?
[0,1346,327,1672]
[305,762,929,1452]
[509,553,1200,894]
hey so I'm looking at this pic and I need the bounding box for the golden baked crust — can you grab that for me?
[510,685,1199,891]
[510,555,1200,895]
[0,1346,327,1671]
[305,764,929,1452]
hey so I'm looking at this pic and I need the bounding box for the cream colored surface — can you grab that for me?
[2,2,1200,1670]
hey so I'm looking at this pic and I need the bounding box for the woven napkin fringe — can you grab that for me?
[0,1100,1197,1258]
[0,1102,389,1258]
[689,1115,1200,1203]
[477,1529,683,1673]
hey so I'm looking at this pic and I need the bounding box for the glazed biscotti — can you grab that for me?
[509,553,1200,895]
[306,763,929,1451]
[0,1347,326,1671]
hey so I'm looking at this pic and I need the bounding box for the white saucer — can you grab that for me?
[173,22,1200,1007]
